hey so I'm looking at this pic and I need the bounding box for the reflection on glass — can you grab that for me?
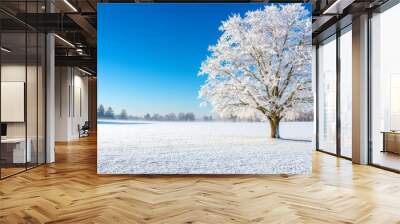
[390,75,400,130]
[1,32,27,177]
[38,33,46,165]
[0,1,47,179]
[371,3,400,171]
[27,31,38,169]
[318,37,337,154]
[340,29,352,158]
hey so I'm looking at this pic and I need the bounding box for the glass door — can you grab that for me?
[1,31,28,178]
[370,3,400,171]
[0,0,47,179]
[339,27,352,158]
[317,35,337,154]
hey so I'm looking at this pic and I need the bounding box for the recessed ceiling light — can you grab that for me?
[63,0,78,12]
[322,0,354,15]
[1,47,11,53]
[54,34,75,48]
[78,67,93,76]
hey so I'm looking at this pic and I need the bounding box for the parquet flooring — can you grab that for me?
[0,167,26,178]
[1,135,400,223]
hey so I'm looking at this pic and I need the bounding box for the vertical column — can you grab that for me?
[88,77,97,133]
[46,33,55,163]
[45,0,55,163]
[352,14,369,164]
[315,45,320,150]
[55,67,72,141]
[336,30,341,156]
[312,45,317,148]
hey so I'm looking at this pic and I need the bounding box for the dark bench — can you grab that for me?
[79,121,90,138]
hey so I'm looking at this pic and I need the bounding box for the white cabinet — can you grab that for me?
[2,138,32,163]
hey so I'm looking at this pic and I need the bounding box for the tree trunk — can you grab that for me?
[268,117,281,139]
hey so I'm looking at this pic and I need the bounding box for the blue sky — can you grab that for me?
[98,3,311,118]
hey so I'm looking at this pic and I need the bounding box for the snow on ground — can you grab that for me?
[97,121,313,174]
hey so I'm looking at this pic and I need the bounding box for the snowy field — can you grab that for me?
[98,121,313,174]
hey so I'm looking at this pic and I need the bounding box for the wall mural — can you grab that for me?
[97,3,313,174]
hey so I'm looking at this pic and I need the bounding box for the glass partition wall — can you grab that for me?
[317,35,337,154]
[339,27,352,159]
[316,26,352,159]
[0,31,27,177]
[316,0,400,170]
[0,3,46,179]
[370,3,400,171]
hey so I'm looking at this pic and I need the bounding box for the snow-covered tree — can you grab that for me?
[198,4,312,138]
[165,113,177,121]
[178,113,186,121]
[185,113,196,121]
[144,113,151,120]
[119,109,128,120]
[97,104,105,118]
[152,113,163,121]
[104,106,115,119]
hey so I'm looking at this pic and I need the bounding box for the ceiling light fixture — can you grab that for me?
[76,48,85,55]
[63,0,78,12]
[322,0,354,15]
[1,47,11,53]
[54,34,75,48]
[78,67,93,76]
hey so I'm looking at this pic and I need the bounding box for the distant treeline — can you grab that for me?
[283,112,314,122]
[97,104,203,121]
[97,104,313,122]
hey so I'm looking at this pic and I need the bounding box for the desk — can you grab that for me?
[1,138,31,163]
[381,131,400,154]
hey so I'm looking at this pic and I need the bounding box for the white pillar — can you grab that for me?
[312,45,317,148]
[55,67,76,141]
[46,32,55,163]
[352,14,369,164]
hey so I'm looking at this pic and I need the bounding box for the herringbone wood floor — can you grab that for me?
[1,135,400,224]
